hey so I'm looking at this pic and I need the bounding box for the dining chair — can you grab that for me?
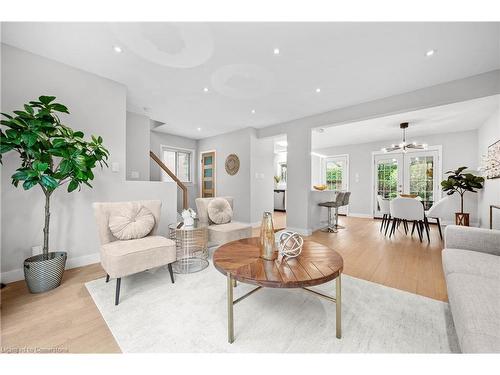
[389,197,429,242]
[426,196,451,241]
[377,195,391,234]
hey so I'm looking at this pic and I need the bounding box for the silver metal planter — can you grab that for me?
[23,251,67,293]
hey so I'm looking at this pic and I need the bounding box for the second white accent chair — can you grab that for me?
[426,196,450,240]
[389,197,429,242]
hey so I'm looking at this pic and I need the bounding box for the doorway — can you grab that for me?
[201,151,216,198]
[373,147,441,217]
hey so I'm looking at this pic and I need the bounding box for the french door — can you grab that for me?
[373,149,440,217]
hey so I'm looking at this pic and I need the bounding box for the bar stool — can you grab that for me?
[333,192,351,229]
[318,192,345,233]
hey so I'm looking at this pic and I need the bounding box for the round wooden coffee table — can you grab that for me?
[213,237,344,343]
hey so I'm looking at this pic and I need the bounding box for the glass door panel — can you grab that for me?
[201,151,215,198]
[373,154,403,217]
[404,150,439,211]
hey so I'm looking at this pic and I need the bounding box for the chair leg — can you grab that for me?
[168,263,175,284]
[115,278,121,306]
[403,220,408,235]
[436,218,443,241]
[106,274,110,283]
[380,214,386,232]
[389,218,397,237]
[416,221,423,242]
[424,219,430,242]
[411,221,416,236]
[384,216,391,236]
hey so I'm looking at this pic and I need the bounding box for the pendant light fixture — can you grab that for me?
[382,122,427,153]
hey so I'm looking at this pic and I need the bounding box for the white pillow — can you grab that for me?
[207,198,233,224]
[109,204,155,240]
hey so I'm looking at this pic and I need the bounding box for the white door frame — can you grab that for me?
[199,149,217,198]
[371,145,442,217]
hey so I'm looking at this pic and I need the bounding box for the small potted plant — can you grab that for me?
[441,166,484,226]
[0,96,109,293]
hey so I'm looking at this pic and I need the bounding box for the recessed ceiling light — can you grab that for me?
[251,109,256,114]
[273,48,280,55]
[315,88,321,93]
[113,45,122,53]
[426,49,436,57]
[197,127,202,131]
[316,128,325,133]
[203,87,209,92]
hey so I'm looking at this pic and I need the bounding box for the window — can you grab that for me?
[161,147,192,183]
[322,155,348,191]
[377,160,399,199]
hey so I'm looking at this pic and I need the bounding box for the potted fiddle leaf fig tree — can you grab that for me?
[0,96,109,293]
[441,166,484,226]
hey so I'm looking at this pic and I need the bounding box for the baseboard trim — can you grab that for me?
[0,252,100,284]
[347,213,373,218]
[287,227,312,236]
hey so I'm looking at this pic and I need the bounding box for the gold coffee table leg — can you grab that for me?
[227,273,234,343]
[336,273,342,339]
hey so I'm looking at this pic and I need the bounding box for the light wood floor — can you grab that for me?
[1,214,446,353]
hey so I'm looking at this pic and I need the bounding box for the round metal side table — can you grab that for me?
[168,221,209,274]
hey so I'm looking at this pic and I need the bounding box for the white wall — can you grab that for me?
[197,128,253,223]
[477,109,500,229]
[126,111,150,181]
[1,45,177,283]
[250,134,274,224]
[150,130,198,210]
[310,130,480,229]
[258,70,500,233]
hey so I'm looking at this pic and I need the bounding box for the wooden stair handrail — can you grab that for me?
[149,150,188,210]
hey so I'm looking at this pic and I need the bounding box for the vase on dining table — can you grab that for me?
[259,212,277,261]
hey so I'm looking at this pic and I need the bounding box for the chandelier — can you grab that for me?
[382,122,427,153]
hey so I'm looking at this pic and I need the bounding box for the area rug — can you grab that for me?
[85,264,459,353]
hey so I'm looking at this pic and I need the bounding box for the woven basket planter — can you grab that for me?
[23,251,67,293]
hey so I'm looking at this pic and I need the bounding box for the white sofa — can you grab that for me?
[195,197,253,248]
[442,225,500,353]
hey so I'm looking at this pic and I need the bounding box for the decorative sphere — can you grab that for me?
[277,231,303,258]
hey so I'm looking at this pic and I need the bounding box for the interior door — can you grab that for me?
[373,154,404,217]
[201,151,215,198]
[403,150,440,211]
[324,155,349,215]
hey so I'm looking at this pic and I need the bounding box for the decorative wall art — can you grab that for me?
[225,153,240,176]
[480,140,500,179]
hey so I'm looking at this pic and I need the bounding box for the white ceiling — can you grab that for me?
[2,22,499,139]
[311,95,500,150]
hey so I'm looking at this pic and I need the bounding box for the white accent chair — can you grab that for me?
[426,196,451,240]
[195,197,252,248]
[377,195,391,235]
[92,200,176,305]
[389,197,429,242]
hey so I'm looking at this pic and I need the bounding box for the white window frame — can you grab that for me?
[320,154,350,192]
[160,145,195,184]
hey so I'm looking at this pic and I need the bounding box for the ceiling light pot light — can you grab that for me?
[273,48,280,55]
[426,49,436,57]
[315,88,321,93]
[203,87,209,92]
[251,109,256,114]
[113,45,123,53]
